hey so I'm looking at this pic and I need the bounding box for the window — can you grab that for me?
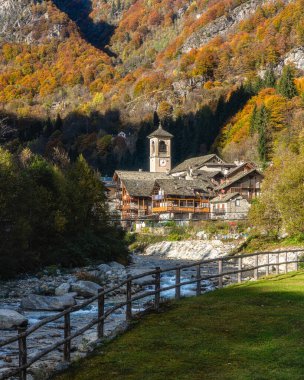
[235,199,240,207]
[151,141,155,154]
[159,140,167,154]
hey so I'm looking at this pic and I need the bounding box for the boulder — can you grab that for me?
[21,294,76,311]
[97,263,112,273]
[108,262,125,270]
[0,309,28,330]
[71,281,101,297]
[55,283,71,296]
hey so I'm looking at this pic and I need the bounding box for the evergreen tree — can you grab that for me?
[264,67,276,88]
[44,117,54,137]
[153,111,160,127]
[54,114,63,131]
[277,65,298,99]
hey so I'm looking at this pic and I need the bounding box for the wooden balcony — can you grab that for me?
[152,206,210,213]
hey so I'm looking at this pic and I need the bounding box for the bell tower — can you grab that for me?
[148,123,173,173]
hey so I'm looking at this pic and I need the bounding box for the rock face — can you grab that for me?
[144,240,236,260]
[0,0,69,43]
[0,309,28,330]
[182,0,284,53]
[21,294,76,311]
[278,47,304,74]
[71,281,102,298]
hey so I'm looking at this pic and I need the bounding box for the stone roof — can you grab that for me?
[216,168,263,190]
[122,179,156,197]
[114,170,169,181]
[226,162,256,178]
[147,124,173,139]
[170,154,224,174]
[155,178,211,197]
[210,193,242,203]
[114,170,169,197]
[197,169,222,178]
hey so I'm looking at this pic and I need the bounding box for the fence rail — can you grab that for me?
[1,248,304,380]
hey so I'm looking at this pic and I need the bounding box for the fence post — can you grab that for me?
[126,275,132,322]
[155,267,161,311]
[295,252,299,271]
[276,253,280,275]
[276,254,280,274]
[254,255,258,280]
[64,312,71,362]
[218,258,223,288]
[285,251,288,274]
[175,268,181,300]
[266,253,269,276]
[18,326,27,380]
[238,257,242,283]
[196,264,201,296]
[97,288,105,339]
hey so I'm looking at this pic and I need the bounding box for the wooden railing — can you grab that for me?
[1,249,304,380]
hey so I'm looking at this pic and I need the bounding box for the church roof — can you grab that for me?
[147,124,173,139]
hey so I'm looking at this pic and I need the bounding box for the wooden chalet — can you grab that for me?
[152,178,213,220]
[113,170,168,223]
[216,168,263,201]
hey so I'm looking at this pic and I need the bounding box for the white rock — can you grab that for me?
[144,240,235,260]
[108,262,125,270]
[97,264,112,273]
[55,283,70,296]
[21,294,76,311]
[71,281,101,298]
[0,309,28,330]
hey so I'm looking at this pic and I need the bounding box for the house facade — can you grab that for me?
[152,178,211,220]
[210,193,250,220]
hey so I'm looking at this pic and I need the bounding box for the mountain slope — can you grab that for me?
[0,0,303,174]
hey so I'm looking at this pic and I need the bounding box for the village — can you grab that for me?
[104,124,264,230]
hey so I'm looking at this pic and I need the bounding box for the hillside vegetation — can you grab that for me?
[0,0,303,172]
[54,272,304,380]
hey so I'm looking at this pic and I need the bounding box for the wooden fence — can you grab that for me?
[0,249,303,380]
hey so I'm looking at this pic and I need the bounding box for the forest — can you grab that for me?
[0,148,128,279]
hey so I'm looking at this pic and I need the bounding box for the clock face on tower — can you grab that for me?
[159,159,167,167]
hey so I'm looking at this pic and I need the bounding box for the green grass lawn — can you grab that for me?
[54,272,304,380]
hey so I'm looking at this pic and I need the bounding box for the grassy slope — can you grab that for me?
[55,272,304,380]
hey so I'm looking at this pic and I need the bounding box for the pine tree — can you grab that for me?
[264,67,276,88]
[277,65,298,99]
[54,114,63,131]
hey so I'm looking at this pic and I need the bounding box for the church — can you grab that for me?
[112,124,263,226]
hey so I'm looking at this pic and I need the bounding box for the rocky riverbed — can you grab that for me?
[1,239,297,380]
[0,245,227,380]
